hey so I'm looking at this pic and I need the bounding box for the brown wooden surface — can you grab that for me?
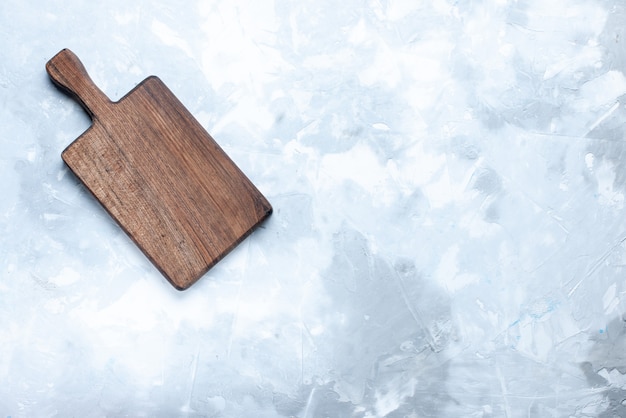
[46,49,272,290]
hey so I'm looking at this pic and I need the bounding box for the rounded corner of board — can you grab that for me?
[60,146,72,163]
[172,282,192,291]
[169,274,201,291]
[144,75,164,85]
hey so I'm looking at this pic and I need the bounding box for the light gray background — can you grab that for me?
[3,0,626,416]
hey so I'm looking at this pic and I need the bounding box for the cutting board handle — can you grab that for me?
[46,49,111,118]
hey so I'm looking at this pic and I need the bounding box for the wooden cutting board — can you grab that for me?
[46,49,272,290]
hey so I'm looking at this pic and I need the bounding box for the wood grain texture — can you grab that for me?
[46,49,272,290]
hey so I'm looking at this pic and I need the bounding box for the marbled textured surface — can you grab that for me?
[3,0,626,416]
